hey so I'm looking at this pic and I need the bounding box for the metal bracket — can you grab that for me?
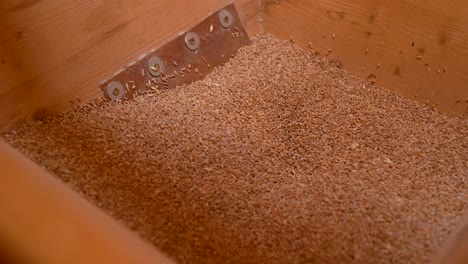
[100,4,250,102]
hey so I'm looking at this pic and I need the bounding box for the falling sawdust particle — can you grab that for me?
[2,34,467,264]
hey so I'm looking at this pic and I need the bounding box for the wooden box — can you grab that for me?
[0,1,466,263]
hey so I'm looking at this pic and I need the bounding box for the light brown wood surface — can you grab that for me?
[434,211,468,264]
[0,140,174,264]
[262,0,468,116]
[0,0,261,132]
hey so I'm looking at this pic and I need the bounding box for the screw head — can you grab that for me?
[106,81,125,101]
[152,64,160,72]
[219,9,233,28]
[184,32,200,51]
[147,56,165,77]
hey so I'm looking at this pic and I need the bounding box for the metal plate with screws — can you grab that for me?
[99,4,249,101]
[184,32,201,51]
[106,81,125,101]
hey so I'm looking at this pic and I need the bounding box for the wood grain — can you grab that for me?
[262,0,468,116]
[0,0,261,132]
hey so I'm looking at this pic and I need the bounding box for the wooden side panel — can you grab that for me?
[434,211,468,264]
[0,0,261,132]
[0,140,174,264]
[262,0,468,116]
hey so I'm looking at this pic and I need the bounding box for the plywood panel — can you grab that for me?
[0,0,261,132]
[262,0,468,116]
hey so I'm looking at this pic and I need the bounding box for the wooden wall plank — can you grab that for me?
[0,0,261,132]
[262,0,468,116]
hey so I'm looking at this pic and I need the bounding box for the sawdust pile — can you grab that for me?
[3,34,467,264]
